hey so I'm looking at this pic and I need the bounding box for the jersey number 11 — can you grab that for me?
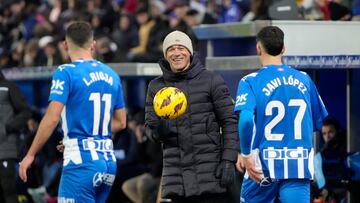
[89,92,112,136]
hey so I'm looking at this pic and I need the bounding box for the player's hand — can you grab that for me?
[56,141,64,153]
[19,155,35,182]
[215,160,235,187]
[243,155,263,183]
[236,153,245,173]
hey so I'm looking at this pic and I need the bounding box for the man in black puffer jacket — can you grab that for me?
[0,71,31,203]
[145,30,239,203]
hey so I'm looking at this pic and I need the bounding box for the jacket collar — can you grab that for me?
[158,53,205,82]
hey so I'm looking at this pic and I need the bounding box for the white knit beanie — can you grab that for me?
[163,30,193,57]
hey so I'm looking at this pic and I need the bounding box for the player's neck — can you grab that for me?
[260,55,283,67]
[69,50,94,62]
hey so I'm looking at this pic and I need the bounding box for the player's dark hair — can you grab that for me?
[66,21,93,48]
[256,26,284,56]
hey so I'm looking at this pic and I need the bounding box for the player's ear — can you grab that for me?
[63,40,68,51]
[281,46,285,55]
[256,42,261,56]
[91,40,96,51]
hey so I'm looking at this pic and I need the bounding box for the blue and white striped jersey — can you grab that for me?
[49,59,125,166]
[234,64,327,179]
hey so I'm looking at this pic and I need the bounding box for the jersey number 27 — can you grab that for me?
[265,99,307,141]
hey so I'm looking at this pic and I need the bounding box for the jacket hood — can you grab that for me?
[158,53,205,82]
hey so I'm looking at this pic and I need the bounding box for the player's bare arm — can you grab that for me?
[111,108,126,133]
[19,101,64,182]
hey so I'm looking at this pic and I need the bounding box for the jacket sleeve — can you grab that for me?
[6,82,32,134]
[211,73,239,162]
[145,80,161,142]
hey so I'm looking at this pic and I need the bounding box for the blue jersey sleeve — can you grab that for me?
[309,80,328,130]
[49,67,71,104]
[238,109,254,155]
[234,78,256,112]
[114,77,125,109]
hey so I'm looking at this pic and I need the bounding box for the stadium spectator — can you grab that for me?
[353,0,360,20]
[38,36,63,67]
[315,0,331,20]
[319,117,348,202]
[297,0,324,20]
[0,51,12,69]
[145,30,239,202]
[49,0,63,23]
[94,35,117,63]
[234,26,328,203]
[188,0,218,24]
[184,9,201,27]
[218,0,242,23]
[91,12,107,37]
[120,0,139,15]
[122,110,163,203]
[9,41,26,68]
[23,39,42,67]
[19,21,127,202]
[128,7,155,62]
[129,0,170,63]
[241,0,271,21]
[59,0,87,24]
[169,1,190,32]
[111,12,139,62]
[168,2,199,53]
[321,117,346,158]
[328,0,352,20]
[0,70,32,203]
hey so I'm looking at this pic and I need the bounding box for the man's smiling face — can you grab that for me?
[166,45,191,73]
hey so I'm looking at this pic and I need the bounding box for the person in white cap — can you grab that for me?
[145,30,239,203]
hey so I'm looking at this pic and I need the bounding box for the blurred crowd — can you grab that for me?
[0,0,359,69]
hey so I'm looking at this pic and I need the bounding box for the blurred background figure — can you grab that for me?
[130,0,170,62]
[24,115,63,203]
[23,39,42,67]
[107,109,150,203]
[321,117,347,159]
[128,6,155,62]
[94,35,117,63]
[122,110,163,203]
[111,12,139,62]
[313,117,349,203]
[353,0,360,20]
[38,36,63,67]
[241,0,272,21]
[218,0,242,23]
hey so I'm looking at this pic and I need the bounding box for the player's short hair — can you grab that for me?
[66,21,93,48]
[256,26,284,56]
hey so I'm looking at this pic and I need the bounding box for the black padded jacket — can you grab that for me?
[0,72,31,160]
[145,54,239,198]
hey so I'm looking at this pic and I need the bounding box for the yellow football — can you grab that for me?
[153,87,187,120]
